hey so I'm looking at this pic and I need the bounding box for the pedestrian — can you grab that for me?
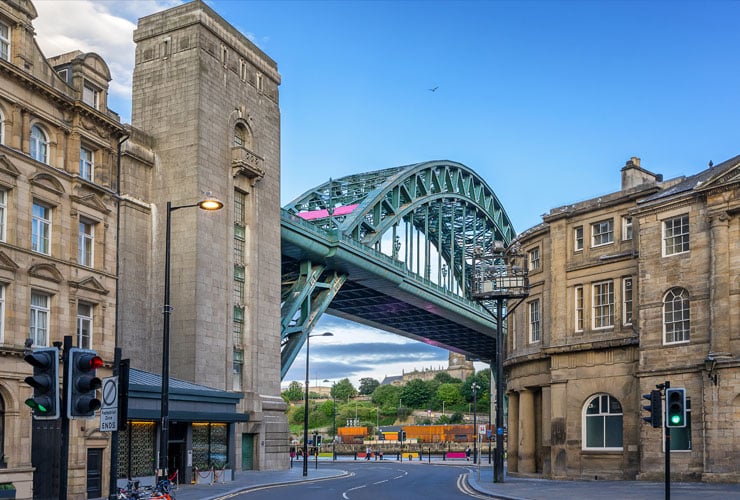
[366,446,371,460]
[465,446,471,461]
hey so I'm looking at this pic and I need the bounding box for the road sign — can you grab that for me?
[99,376,118,432]
[479,424,487,435]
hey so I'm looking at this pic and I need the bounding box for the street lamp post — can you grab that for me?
[303,332,333,476]
[471,382,480,464]
[158,193,223,482]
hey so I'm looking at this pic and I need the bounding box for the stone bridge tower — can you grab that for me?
[119,0,286,471]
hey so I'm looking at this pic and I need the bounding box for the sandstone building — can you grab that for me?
[505,157,739,482]
[0,0,125,497]
[0,0,287,497]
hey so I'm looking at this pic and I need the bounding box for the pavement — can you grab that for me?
[170,458,738,500]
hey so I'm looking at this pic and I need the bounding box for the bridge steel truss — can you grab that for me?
[280,160,517,379]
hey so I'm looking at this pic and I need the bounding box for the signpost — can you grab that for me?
[99,376,118,432]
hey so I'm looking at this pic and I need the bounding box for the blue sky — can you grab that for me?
[33,0,740,387]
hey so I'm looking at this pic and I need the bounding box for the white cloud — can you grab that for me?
[33,0,181,121]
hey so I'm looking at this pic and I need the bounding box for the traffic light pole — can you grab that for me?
[662,381,670,500]
[59,335,72,500]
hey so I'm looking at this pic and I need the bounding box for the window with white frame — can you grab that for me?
[663,215,689,256]
[78,220,94,267]
[76,302,93,349]
[256,73,264,91]
[32,202,51,255]
[0,189,6,242]
[232,349,243,391]
[529,247,540,270]
[0,284,5,343]
[0,108,5,145]
[80,146,94,181]
[509,313,516,351]
[664,287,690,344]
[30,291,50,346]
[529,299,541,343]
[574,226,583,251]
[623,278,633,326]
[591,219,614,247]
[592,280,614,329]
[82,82,99,109]
[575,286,584,332]
[622,216,633,241]
[0,21,9,61]
[583,393,623,450]
[666,399,691,451]
[30,125,49,164]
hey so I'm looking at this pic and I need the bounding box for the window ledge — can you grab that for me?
[581,449,623,455]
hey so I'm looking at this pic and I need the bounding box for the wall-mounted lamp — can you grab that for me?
[704,356,718,386]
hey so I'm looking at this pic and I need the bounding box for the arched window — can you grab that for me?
[664,287,690,344]
[583,393,622,450]
[233,122,252,150]
[30,125,49,164]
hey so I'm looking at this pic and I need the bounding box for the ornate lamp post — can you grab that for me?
[158,193,223,482]
[302,332,333,476]
[471,241,529,483]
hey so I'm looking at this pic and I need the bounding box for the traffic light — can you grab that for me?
[665,388,686,428]
[400,430,406,442]
[68,348,103,419]
[23,347,59,420]
[642,390,662,428]
[315,434,322,447]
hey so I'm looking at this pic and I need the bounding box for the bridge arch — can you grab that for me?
[281,160,517,378]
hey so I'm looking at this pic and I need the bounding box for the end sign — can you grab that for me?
[99,376,118,432]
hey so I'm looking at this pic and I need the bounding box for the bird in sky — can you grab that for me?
[428,86,439,92]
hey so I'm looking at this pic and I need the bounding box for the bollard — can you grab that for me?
[397,452,400,461]
[354,452,357,461]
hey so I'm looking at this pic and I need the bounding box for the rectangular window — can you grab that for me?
[574,226,584,251]
[30,291,50,346]
[232,349,243,391]
[82,82,99,109]
[78,221,94,267]
[593,280,614,329]
[239,59,248,81]
[256,73,264,91]
[529,247,540,270]
[529,299,541,343]
[77,302,93,349]
[233,238,245,264]
[575,286,584,332]
[591,219,614,247]
[663,215,689,256]
[233,276,244,306]
[0,21,9,61]
[623,277,633,326]
[57,68,68,82]
[234,191,246,226]
[32,202,51,254]
[0,189,6,242]
[622,216,633,241]
[80,146,94,181]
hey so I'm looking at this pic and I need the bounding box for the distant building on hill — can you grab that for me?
[382,352,474,386]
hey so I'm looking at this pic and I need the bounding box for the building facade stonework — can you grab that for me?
[118,0,288,476]
[0,0,125,497]
[505,157,739,482]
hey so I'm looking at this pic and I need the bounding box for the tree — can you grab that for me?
[331,378,357,401]
[358,377,380,395]
[371,384,401,409]
[434,371,460,384]
[282,381,304,402]
[400,379,434,409]
[436,382,462,408]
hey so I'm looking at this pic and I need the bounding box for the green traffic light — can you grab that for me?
[25,398,49,413]
[670,414,682,425]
